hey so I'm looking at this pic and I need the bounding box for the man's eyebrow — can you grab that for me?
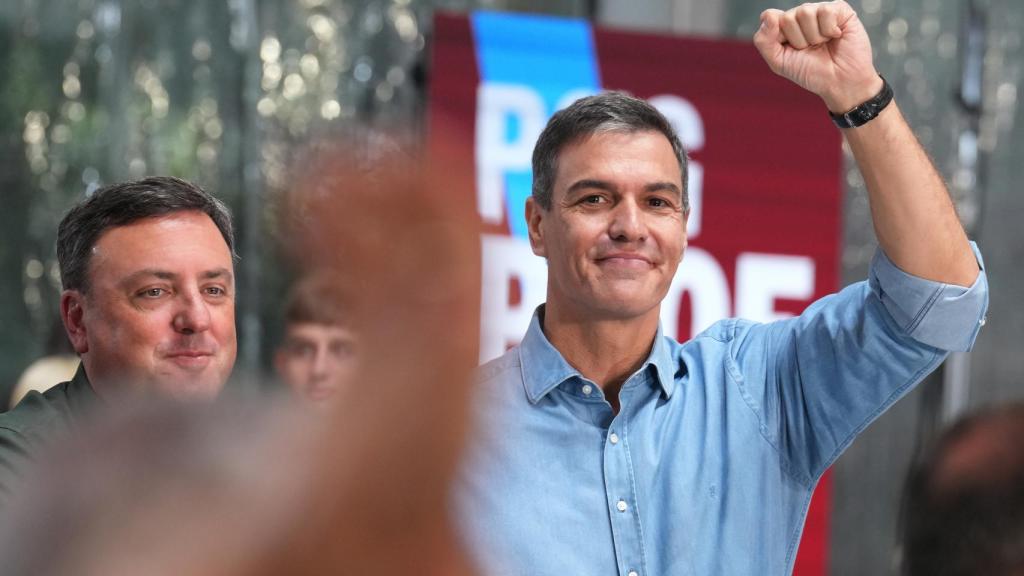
[120,267,234,285]
[202,268,234,282]
[645,182,682,197]
[120,269,177,285]
[566,179,616,195]
[565,179,683,197]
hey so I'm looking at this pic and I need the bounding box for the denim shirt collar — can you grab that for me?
[518,305,678,404]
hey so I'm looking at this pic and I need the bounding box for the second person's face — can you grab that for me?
[65,211,237,400]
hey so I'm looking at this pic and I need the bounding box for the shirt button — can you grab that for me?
[581,384,594,395]
[609,433,619,445]
[980,316,987,326]
[616,499,628,512]
[628,571,639,576]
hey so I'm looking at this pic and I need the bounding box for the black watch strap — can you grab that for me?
[829,76,894,129]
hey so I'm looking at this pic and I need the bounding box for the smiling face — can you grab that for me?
[61,210,237,400]
[526,130,687,323]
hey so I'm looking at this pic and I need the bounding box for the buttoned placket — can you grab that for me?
[601,372,648,576]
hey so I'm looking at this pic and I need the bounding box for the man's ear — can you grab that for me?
[525,197,547,258]
[61,290,89,354]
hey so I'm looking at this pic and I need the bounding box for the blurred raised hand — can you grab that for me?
[0,132,481,576]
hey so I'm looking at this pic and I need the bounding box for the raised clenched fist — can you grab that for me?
[753,0,882,113]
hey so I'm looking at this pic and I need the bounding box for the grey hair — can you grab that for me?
[531,91,688,212]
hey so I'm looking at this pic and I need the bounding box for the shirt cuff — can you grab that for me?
[868,242,989,352]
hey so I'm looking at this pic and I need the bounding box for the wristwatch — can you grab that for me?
[829,76,894,129]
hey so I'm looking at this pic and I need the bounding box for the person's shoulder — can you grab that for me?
[474,346,521,386]
[678,317,759,347]
[0,366,91,448]
[2,363,92,490]
[0,379,80,445]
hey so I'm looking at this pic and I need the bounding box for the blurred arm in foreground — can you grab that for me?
[0,135,481,576]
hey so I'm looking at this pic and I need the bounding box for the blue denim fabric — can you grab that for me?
[457,245,988,576]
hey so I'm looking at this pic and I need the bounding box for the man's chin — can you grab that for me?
[586,286,663,315]
[151,369,228,402]
[157,382,222,402]
[584,298,661,322]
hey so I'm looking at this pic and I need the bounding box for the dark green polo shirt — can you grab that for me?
[0,365,97,495]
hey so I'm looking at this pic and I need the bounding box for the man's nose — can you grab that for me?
[173,292,212,334]
[608,200,646,242]
[311,347,330,376]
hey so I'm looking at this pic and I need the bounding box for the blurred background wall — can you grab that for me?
[0,0,1020,574]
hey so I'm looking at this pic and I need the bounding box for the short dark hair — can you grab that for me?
[531,91,689,212]
[902,402,1024,576]
[283,273,353,328]
[56,176,235,292]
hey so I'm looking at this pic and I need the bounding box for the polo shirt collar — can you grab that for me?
[518,305,678,404]
[69,364,102,409]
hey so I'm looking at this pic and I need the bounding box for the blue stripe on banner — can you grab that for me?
[471,11,601,238]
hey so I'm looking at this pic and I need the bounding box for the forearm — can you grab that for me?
[753,1,980,287]
[843,100,979,287]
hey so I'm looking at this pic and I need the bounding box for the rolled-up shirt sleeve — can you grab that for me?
[869,241,988,352]
[729,241,990,482]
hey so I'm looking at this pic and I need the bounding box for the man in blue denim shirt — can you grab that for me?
[457,2,989,575]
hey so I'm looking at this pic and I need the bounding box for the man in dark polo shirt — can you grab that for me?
[0,177,237,494]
